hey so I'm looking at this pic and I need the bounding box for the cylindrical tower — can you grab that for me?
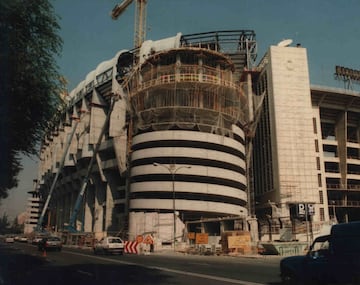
[128,46,248,238]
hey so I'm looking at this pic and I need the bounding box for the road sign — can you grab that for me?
[143,234,154,245]
[297,203,315,217]
[124,241,139,254]
[136,235,143,243]
[307,204,315,215]
[228,234,250,249]
[187,232,195,240]
[195,233,208,244]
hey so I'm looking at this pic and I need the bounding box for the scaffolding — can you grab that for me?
[128,47,248,138]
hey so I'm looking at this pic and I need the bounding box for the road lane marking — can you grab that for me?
[65,251,265,285]
[77,270,93,277]
[148,265,265,285]
[188,262,210,266]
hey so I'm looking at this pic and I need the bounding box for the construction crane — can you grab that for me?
[111,0,147,48]
[64,1,148,233]
[66,96,118,232]
[35,119,80,232]
[63,1,147,234]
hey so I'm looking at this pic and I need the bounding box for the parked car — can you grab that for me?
[18,236,28,243]
[5,236,15,243]
[32,236,45,245]
[93,236,124,255]
[38,236,62,251]
[280,221,360,285]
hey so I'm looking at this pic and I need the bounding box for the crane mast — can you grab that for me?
[111,0,147,48]
[134,0,147,48]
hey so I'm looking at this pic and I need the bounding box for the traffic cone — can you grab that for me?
[42,249,47,257]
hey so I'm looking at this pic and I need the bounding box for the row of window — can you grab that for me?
[314,117,360,143]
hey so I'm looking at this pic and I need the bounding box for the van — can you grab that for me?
[280,221,360,285]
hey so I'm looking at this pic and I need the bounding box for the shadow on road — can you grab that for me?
[1,245,284,285]
[27,264,173,285]
[0,245,46,284]
[0,245,173,285]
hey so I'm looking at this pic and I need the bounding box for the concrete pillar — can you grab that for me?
[105,182,114,232]
[54,190,63,232]
[128,212,146,241]
[200,222,205,233]
[175,54,181,82]
[56,186,66,231]
[93,175,106,236]
[335,111,347,187]
[199,58,203,82]
[216,63,221,84]
[59,197,65,231]
[247,73,254,122]
[247,217,259,243]
[220,221,225,234]
[63,185,72,227]
[68,189,80,230]
[103,170,129,235]
[83,183,94,232]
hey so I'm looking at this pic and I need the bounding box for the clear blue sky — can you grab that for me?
[2,0,360,220]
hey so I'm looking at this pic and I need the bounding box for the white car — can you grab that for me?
[5,236,15,243]
[18,236,28,243]
[93,236,124,255]
[32,236,44,245]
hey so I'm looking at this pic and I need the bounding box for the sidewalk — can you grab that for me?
[150,248,282,259]
[63,244,284,259]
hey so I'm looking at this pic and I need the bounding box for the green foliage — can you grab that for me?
[11,216,24,234]
[0,213,24,234]
[0,0,63,199]
[0,213,10,234]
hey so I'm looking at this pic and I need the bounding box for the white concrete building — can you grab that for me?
[32,31,360,245]
[24,180,43,234]
[253,44,360,241]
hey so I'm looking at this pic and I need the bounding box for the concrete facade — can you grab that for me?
[28,31,360,245]
[253,45,360,242]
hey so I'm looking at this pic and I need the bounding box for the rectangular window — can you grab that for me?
[319,190,324,204]
[320,208,325,221]
[315,140,319,152]
[318,174,322,187]
[313,118,317,134]
[316,157,321,170]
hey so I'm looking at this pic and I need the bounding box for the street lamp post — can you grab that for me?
[153,162,191,251]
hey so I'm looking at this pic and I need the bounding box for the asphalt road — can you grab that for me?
[0,242,283,285]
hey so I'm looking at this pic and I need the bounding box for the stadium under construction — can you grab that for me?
[24,30,360,253]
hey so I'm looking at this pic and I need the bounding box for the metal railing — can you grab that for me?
[327,184,360,191]
[136,66,240,93]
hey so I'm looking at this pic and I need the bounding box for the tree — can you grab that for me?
[0,0,63,199]
[0,213,10,234]
[11,216,24,234]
